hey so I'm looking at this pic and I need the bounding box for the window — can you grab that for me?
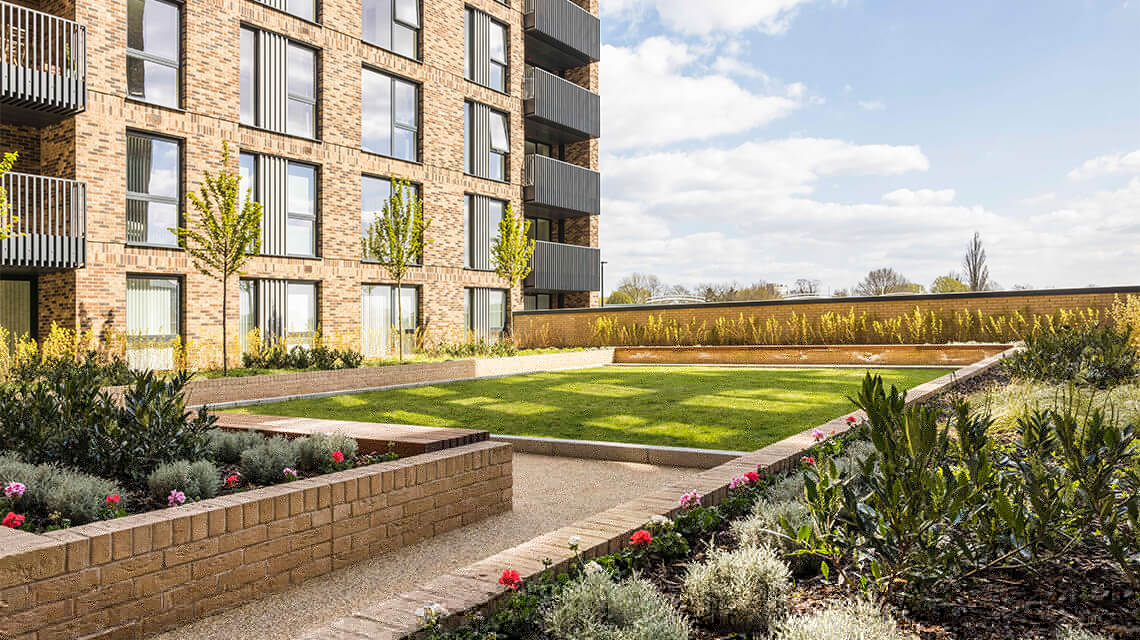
[465,194,505,269]
[287,43,317,138]
[361,176,422,260]
[241,27,318,138]
[362,68,418,161]
[127,0,180,108]
[239,152,256,209]
[125,276,180,370]
[525,140,553,158]
[465,8,507,92]
[363,0,419,59]
[286,282,317,347]
[286,0,316,22]
[0,279,33,344]
[126,132,180,247]
[239,279,256,353]
[361,284,418,358]
[465,288,506,340]
[527,216,554,243]
[524,293,552,311]
[286,163,316,256]
[465,102,510,181]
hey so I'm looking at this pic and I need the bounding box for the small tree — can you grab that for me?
[172,142,262,374]
[0,151,20,240]
[855,268,915,296]
[363,178,430,360]
[930,273,969,293]
[490,203,535,341]
[962,232,992,291]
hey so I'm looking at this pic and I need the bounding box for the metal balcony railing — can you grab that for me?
[525,240,600,292]
[524,66,600,141]
[0,172,86,269]
[524,0,600,69]
[0,0,86,116]
[523,154,600,218]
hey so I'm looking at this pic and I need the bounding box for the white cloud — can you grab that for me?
[601,39,804,151]
[858,99,886,111]
[602,0,838,36]
[881,188,955,206]
[710,56,767,79]
[1067,149,1140,180]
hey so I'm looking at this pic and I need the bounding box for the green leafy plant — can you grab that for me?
[0,150,20,239]
[296,433,358,474]
[146,460,220,502]
[172,141,263,374]
[239,436,301,485]
[1004,323,1139,388]
[0,454,121,527]
[208,429,268,465]
[489,203,534,341]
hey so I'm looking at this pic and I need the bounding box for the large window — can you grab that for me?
[363,0,419,59]
[525,140,553,158]
[286,0,316,22]
[287,163,316,256]
[465,288,506,340]
[126,132,180,247]
[240,279,318,351]
[362,68,418,161]
[465,194,505,269]
[464,102,509,181]
[286,282,317,346]
[126,0,180,108]
[465,8,507,92]
[126,276,181,370]
[360,176,422,260]
[524,293,552,311]
[527,216,555,243]
[241,28,317,138]
[361,284,418,358]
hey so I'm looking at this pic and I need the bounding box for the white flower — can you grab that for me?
[584,561,604,576]
[650,515,670,525]
[567,535,582,548]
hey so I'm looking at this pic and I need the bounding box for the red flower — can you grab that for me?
[105,494,120,505]
[331,450,345,464]
[845,416,857,424]
[226,474,240,488]
[801,456,816,466]
[2,512,25,528]
[498,569,521,590]
[629,529,653,546]
[744,471,760,484]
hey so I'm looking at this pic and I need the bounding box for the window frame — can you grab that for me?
[125,274,182,343]
[488,108,509,181]
[464,7,509,93]
[286,41,318,139]
[488,18,508,93]
[286,161,318,258]
[240,27,258,126]
[285,281,318,341]
[126,0,182,108]
[125,130,183,249]
[361,67,420,162]
[465,193,507,270]
[360,174,423,264]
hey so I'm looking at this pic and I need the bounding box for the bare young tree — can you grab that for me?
[962,232,991,291]
[855,268,914,296]
[790,278,821,296]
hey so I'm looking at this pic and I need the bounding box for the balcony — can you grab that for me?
[523,154,600,219]
[0,0,86,124]
[0,172,86,269]
[524,66,600,144]
[525,240,600,292]
[524,0,600,71]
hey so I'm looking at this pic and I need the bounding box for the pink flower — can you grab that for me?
[679,491,701,509]
[167,490,186,507]
[729,477,744,490]
[283,468,298,480]
[3,482,26,498]
[105,494,120,505]
[2,512,25,528]
[744,471,760,484]
[801,456,816,466]
[629,529,653,546]
[498,569,521,590]
[331,450,345,464]
[812,428,825,442]
[225,474,240,488]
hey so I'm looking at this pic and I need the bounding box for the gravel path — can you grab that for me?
[153,453,694,640]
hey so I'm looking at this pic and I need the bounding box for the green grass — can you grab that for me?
[226,366,951,452]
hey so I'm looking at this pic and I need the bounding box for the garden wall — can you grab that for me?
[104,350,615,407]
[301,349,1015,640]
[514,285,1138,348]
[0,442,512,640]
[614,344,1011,367]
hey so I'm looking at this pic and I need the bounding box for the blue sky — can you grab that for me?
[597,0,1140,294]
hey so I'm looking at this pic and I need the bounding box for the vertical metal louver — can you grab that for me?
[467,8,492,87]
[469,101,493,178]
[257,154,288,255]
[467,195,503,271]
[256,278,288,341]
[468,287,491,337]
[256,30,287,133]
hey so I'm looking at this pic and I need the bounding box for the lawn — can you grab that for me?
[227,366,952,452]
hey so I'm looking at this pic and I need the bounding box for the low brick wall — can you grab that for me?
[614,344,1011,367]
[301,349,1014,640]
[104,350,615,407]
[514,285,1136,347]
[0,442,512,640]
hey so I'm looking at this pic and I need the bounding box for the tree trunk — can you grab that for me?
[221,276,229,375]
[504,285,513,343]
[395,280,404,361]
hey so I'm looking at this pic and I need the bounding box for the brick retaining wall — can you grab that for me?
[514,286,1137,347]
[0,442,512,640]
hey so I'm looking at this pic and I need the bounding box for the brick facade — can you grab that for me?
[0,0,601,368]
[0,441,513,639]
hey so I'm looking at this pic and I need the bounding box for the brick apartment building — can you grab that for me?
[0,0,601,366]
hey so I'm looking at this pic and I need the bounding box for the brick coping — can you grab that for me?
[489,434,747,469]
[298,348,1015,640]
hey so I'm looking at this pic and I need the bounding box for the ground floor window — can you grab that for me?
[286,281,317,349]
[0,279,33,345]
[239,278,319,352]
[125,275,180,370]
[465,287,506,341]
[523,293,552,311]
[361,284,418,358]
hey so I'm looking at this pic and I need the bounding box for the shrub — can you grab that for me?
[1004,323,1139,388]
[0,454,121,526]
[765,471,807,503]
[296,433,358,474]
[733,499,810,560]
[239,437,301,485]
[0,368,214,482]
[425,338,518,360]
[208,429,268,464]
[241,341,364,371]
[545,572,690,640]
[771,598,917,640]
[147,460,220,502]
[1056,627,1109,640]
[680,546,792,632]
